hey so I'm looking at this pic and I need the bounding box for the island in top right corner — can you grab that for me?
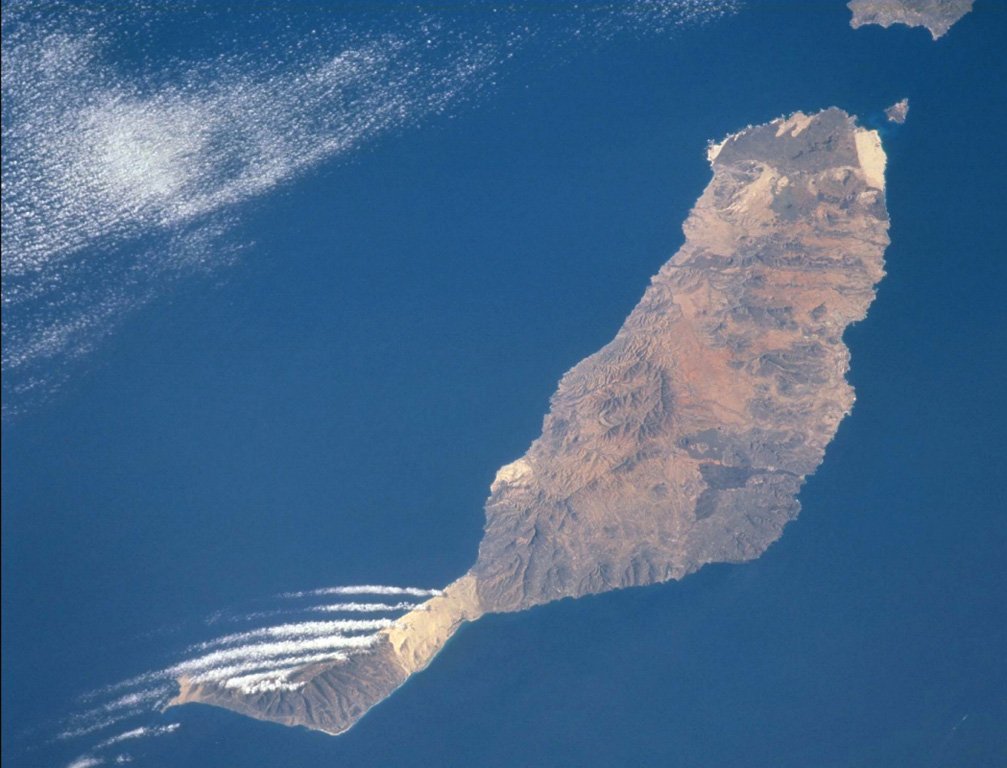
[848,0,974,39]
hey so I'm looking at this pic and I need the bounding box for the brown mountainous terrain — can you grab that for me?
[171,106,891,736]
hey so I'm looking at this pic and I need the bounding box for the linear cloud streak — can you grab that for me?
[171,634,381,676]
[191,619,395,651]
[311,601,422,613]
[282,585,444,598]
[93,724,181,751]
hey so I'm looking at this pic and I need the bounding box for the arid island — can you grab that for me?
[848,0,974,39]
[171,106,892,735]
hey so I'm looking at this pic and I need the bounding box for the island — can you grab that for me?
[886,98,910,124]
[848,0,974,39]
[170,107,892,735]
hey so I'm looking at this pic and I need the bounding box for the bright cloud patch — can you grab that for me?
[1,1,738,416]
[1,15,502,415]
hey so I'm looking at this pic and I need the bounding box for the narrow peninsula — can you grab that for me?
[170,107,892,735]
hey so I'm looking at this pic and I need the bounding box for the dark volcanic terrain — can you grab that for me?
[171,107,892,735]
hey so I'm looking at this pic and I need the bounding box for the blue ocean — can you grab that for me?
[3,1,1005,766]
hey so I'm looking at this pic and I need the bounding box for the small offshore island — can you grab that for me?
[171,106,894,735]
[886,98,910,123]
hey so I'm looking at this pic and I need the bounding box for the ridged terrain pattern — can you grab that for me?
[171,107,891,735]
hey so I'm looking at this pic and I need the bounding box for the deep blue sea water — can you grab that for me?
[3,2,1006,766]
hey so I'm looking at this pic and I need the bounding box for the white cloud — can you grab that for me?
[235,600,420,622]
[59,582,436,743]
[171,633,381,678]
[2,2,739,415]
[58,685,174,739]
[94,724,180,751]
[1,15,501,414]
[185,652,353,687]
[66,757,104,768]
[191,618,394,650]
[310,601,422,613]
[283,585,444,598]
